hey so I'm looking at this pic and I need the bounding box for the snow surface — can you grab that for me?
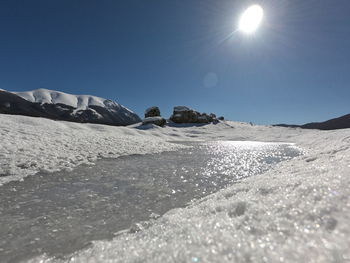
[0,114,183,185]
[1,114,350,262]
[0,141,301,262]
[142,116,166,126]
[12,88,122,110]
[143,116,164,122]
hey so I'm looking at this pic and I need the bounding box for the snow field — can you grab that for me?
[0,114,184,185]
[30,126,350,263]
[1,113,350,262]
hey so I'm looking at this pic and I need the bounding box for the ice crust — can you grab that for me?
[1,114,350,262]
[0,141,301,262]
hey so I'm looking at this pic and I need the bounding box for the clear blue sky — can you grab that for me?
[0,0,349,124]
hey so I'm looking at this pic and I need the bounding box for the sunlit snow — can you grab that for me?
[0,114,349,262]
[0,141,301,262]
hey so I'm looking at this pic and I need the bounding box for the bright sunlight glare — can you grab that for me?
[238,5,264,34]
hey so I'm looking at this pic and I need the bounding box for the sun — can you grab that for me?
[238,5,264,34]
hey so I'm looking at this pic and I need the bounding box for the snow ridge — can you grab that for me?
[13,88,120,110]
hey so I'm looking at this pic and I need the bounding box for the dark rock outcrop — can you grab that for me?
[145,106,161,118]
[142,106,166,126]
[169,106,219,124]
[170,106,200,123]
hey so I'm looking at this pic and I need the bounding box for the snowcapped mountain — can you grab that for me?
[0,88,141,126]
[13,89,118,110]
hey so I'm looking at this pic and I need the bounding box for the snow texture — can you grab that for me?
[142,116,166,126]
[0,114,183,185]
[1,114,350,262]
[142,116,164,122]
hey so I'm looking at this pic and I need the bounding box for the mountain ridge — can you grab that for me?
[274,113,350,130]
[0,89,141,126]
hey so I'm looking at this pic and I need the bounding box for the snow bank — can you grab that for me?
[142,116,165,122]
[0,114,184,185]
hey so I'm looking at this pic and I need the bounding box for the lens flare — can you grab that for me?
[238,5,264,34]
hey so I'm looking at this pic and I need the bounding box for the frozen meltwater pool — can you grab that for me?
[0,141,302,262]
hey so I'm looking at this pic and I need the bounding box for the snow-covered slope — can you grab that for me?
[0,89,141,126]
[14,88,118,110]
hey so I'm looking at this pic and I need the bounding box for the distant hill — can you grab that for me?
[274,113,350,130]
[0,89,141,126]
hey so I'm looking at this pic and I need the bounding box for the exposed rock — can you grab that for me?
[218,116,224,121]
[198,114,210,123]
[145,106,161,118]
[173,106,192,113]
[170,106,199,123]
[142,116,166,127]
[170,106,219,124]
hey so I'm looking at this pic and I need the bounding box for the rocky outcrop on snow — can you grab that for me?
[170,106,219,124]
[0,89,141,126]
[142,106,165,126]
[142,116,166,126]
[145,106,161,118]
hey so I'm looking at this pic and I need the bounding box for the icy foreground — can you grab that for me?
[0,141,301,262]
[0,114,349,262]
